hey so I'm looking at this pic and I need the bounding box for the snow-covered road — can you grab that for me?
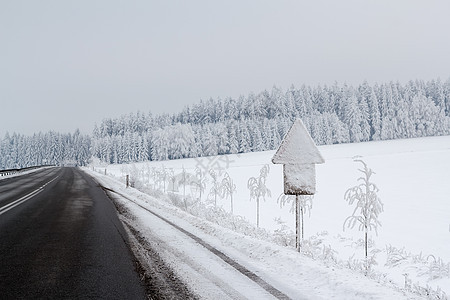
[86,168,421,300]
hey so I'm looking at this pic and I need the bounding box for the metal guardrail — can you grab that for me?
[0,165,55,177]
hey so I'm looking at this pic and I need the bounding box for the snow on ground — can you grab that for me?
[85,168,420,300]
[88,135,450,299]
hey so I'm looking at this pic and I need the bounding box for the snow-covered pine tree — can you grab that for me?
[237,123,250,153]
[227,121,239,154]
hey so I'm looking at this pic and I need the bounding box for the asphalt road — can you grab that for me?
[0,167,147,299]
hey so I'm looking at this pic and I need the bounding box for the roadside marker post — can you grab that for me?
[272,119,324,252]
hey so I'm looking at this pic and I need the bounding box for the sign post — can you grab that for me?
[272,119,324,252]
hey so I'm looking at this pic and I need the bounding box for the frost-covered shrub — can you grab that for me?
[248,165,271,228]
[385,245,409,268]
[155,165,169,192]
[294,231,340,264]
[167,192,185,208]
[412,283,448,300]
[419,257,450,281]
[344,157,383,273]
[220,172,236,213]
[193,167,207,201]
[188,201,271,239]
[141,185,165,199]
[350,237,375,250]
[272,218,295,247]
[385,245,450,282]
[208,169,222,206]
[321,244,339,264]
[277,193,314,248]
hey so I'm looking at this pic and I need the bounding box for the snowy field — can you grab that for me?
[90,135,450,298]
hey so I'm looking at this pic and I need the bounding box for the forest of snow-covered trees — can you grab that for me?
[0,130,91,169]
[91,79,450,164]
[1,79,449,169]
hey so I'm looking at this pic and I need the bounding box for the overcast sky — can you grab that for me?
[1,0,449,137]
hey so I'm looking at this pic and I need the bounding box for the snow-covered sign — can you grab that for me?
[272,119,324,195]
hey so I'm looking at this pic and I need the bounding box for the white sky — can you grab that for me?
[1,0,449,137]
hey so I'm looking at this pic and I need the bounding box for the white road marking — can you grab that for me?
[0,176,59,216]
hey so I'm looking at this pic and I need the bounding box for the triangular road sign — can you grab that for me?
[272,119,324,165]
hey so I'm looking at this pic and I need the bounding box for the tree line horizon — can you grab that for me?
[1,78,449,169]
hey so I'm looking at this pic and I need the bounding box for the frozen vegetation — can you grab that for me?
[89,135,450,299]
